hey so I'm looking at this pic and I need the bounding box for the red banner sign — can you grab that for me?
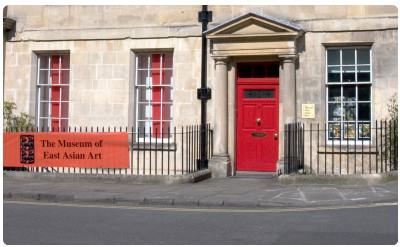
[3,132,129,168]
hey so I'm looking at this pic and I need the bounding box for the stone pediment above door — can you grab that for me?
[205,12,304,57]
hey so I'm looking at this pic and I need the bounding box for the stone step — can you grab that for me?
[233,171,277,179]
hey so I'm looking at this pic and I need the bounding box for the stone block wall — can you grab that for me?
[3,6,397,176]
[296,29,398,125]
[4,5,398,129]
[4,37,202,128]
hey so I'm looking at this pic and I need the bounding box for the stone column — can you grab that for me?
[279,55,297,123]
[213,56,229,156]
[278,55,297,167]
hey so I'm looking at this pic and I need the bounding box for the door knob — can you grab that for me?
[256,118,261,125]
[274,133,278,140]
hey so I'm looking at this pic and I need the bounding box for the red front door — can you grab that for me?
[236,63,279,172]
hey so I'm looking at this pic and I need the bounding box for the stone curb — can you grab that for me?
[4,191,397,210]
[278,171,398,186]
[3,169,212,185]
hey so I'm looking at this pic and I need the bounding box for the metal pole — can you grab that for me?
[197,5,212,170]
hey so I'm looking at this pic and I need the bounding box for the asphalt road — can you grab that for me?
[3,201,398,245]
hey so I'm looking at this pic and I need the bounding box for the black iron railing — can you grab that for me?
[4,124,213,176]
[284,122,304,174]
[284,120,397,175]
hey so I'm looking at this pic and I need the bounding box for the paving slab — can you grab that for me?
[3,172,398,209]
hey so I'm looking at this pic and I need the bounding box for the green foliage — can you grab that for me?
[3,101,34,131]
[386,94,398,170]
[388,93,398,122]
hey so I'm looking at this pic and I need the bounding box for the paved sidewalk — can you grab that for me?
[3,173,398,209]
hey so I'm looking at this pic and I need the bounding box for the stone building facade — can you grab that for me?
[3,5,398,175]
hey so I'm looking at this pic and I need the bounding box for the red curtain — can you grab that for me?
[51,55,61,131]
[151,54,162,137]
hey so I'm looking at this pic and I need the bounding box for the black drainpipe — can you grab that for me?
[197,5,212,170]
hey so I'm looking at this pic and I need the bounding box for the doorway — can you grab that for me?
[236,62,279,172]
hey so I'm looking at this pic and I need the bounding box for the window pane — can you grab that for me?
[343,103,356,121]
[51,102,60,118]
[327,50,340,65]
[137,121,145,138]
[38,70,49,84]
[244,89,275,98]
[328,122,341,140]
[60,87,69,101]
[60,54,70,69]
[266,63,279,77]
[327,66,341,82]
[60,119,68,131]
[357,65,370,82]
[358,85,371,101]
[161,121,172,139]
[253,64,266,78]
[152,103,161,121]
[39,118,50,130]
[151,54,161,68]
[137,69,149,86]
[358,122,371,140]
[152,87,162,104]
[51,69,60,84]
[61,102,69,118]
[342,49,355,65]
[161,69,173,85]
[137,55,149,69]
[51,55,61,70]
[137,120,151,138]
[344,123,356,140]
[343,85,356,101]
[51,119,60,130]
[328,86,341,101]
[39,102,50,118]
[328,103,341,121]
[137,103,151,121]
[38,86,51,101]
[137,87,150,103]
[162,86,172,103]
[357,49,370,64]
[358,103,371,121]
[162,104,172,121]
[163,53,173,69]
[342,66,355,82]
[238,65,252,78]
[150,121,161,137]
[61,71,70,85]
[51,86,61,101]
[39,55,50,69]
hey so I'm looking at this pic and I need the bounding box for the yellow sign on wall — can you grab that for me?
[302,104,315,119]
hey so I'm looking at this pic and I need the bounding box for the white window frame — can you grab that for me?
[134,53,174,143]
[36,53,70,130]
[325,47,373,145]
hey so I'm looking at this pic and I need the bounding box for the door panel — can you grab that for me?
[243,104,257,129]
[261,105,275,129]
[236,84,279,172]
